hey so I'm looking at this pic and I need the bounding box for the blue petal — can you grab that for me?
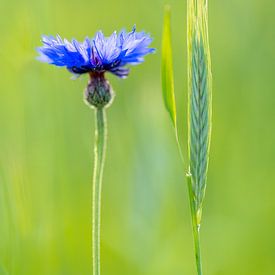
[36,26,155,78]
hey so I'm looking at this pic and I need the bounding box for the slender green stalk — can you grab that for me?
[187,174,203,275]
[92,107,107,275]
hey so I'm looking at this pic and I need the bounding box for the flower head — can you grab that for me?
[37,26,155,79]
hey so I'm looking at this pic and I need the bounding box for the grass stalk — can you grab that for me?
[187,0,212,274]
[187,173,203,275]
[92,107,107,275]
[162,3,212,273]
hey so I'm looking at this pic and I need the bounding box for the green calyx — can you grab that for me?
[85,72,114,109]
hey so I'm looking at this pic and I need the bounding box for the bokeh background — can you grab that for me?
[0,0,275,274]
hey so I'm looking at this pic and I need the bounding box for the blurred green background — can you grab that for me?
[0,0,275,274]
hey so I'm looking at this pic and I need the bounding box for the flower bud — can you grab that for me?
[84,72,113,108]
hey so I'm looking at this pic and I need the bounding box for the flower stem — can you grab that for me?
[187,174,203,275]
[92,107,107,275]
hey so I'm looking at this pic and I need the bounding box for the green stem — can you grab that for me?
[92,108,107,275]
[187,174,203,275]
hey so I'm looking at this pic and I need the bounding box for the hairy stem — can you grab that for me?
[187,174,203,275]
[92,107,107,275]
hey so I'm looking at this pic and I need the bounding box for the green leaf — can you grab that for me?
[161,5,177,129]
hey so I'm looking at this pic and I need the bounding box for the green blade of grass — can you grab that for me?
[161,5,177,129]
[161,5,185,163]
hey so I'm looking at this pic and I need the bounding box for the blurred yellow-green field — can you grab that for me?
[1,0,275,274]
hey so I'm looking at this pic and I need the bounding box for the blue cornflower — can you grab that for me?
[37,26,155,79]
